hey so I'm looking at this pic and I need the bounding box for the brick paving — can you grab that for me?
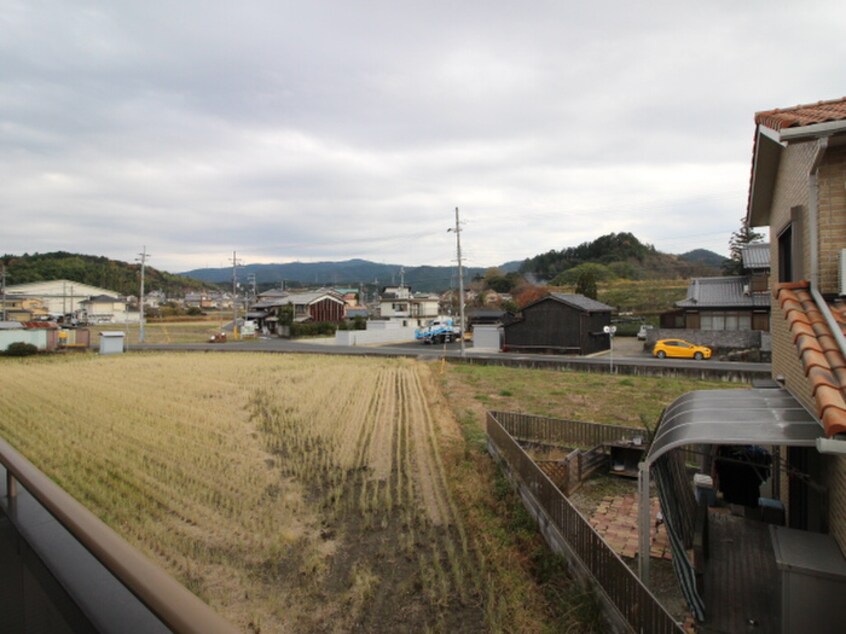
[588,494,672,560]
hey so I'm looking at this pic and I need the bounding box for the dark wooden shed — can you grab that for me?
[502,293,613,355]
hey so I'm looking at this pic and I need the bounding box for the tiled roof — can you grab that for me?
[755,97,846,131]
[549,293,613,312]
[281,290,344,305]
[676,276,770,309]
[741,243,770,270]
[774,280,846,436]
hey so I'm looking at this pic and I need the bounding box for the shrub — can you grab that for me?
[290,321,338,337]
[5,342,39,356]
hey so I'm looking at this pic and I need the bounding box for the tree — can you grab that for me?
[723,218,764,275]
[514,285,549,309]
[551,262,615,286]
[575,271,598,299]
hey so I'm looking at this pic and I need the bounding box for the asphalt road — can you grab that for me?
[135,336,772,378]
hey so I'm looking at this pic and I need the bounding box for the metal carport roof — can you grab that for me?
[644,388,821,467]
[638,388,822,588]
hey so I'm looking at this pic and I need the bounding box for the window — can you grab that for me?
[778,206,805,283]
[700,311,753,331]
[778,224,793,283]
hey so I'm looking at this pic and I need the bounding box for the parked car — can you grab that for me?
[652,338,712,360]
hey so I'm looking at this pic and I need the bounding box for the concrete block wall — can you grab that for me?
[334,324,418,345]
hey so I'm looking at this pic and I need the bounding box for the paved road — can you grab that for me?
[135,337,772,378]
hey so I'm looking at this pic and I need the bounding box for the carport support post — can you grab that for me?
[638,460,651,585]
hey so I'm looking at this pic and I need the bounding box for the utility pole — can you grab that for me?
[137,246,149,343]
[0,263,6,321]
[230,251,242,339]
[448,207,466,357]
[250,274,257,302]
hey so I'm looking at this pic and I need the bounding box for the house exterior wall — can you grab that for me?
[768,140,817,288]
[818,145,846,549]
[828,455,846,549]
[503,299,609,354]
[308,298,344,322]
[379,297,438,320]
[767,140,819,406]
[763,139,846,549]
[817,145,846,295]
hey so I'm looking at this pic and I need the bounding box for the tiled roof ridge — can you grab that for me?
[755,96,846,131]
[774,281,846,436]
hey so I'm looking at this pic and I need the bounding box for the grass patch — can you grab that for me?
[437,360,741,631]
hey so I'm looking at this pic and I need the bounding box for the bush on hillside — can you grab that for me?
[551,262,616,286]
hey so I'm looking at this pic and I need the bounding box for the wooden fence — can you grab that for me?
[495,410,701,469]
[491,410,648,448]
[487,411,684,634]
[536,444,608,495]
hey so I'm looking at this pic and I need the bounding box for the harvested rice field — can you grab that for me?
[0,353,489,632]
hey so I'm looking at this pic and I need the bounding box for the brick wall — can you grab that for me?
[829,456,846,550]
[768,140,817,285]
[767,141,818,387]
[817,145,846,296]
[818,145,846,551]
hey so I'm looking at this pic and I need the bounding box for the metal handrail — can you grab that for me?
[0,436,239,634]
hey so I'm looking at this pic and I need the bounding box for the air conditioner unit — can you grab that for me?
[841,249,846,296]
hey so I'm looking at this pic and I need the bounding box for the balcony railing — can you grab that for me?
[0,436,238,634]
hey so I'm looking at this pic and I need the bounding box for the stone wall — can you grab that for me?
[646,329,762,351]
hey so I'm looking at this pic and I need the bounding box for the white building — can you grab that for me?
[378,286,440,326]
[80,295,137,324]
[4,280,120,317]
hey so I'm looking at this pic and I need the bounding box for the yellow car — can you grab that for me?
[652,338,712,360]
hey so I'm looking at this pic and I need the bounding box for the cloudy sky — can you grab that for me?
[2,1,845,273]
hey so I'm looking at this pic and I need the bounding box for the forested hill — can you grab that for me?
[519,232,725,282]
[1,252,215,297]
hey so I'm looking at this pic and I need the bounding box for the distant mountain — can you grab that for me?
[1,251,215,297]
[181,259,489,293]
[678,249,727,270]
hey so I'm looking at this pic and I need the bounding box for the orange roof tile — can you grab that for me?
[822,409,846,437]
[755,97,846,131]
[775,281,846,437]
